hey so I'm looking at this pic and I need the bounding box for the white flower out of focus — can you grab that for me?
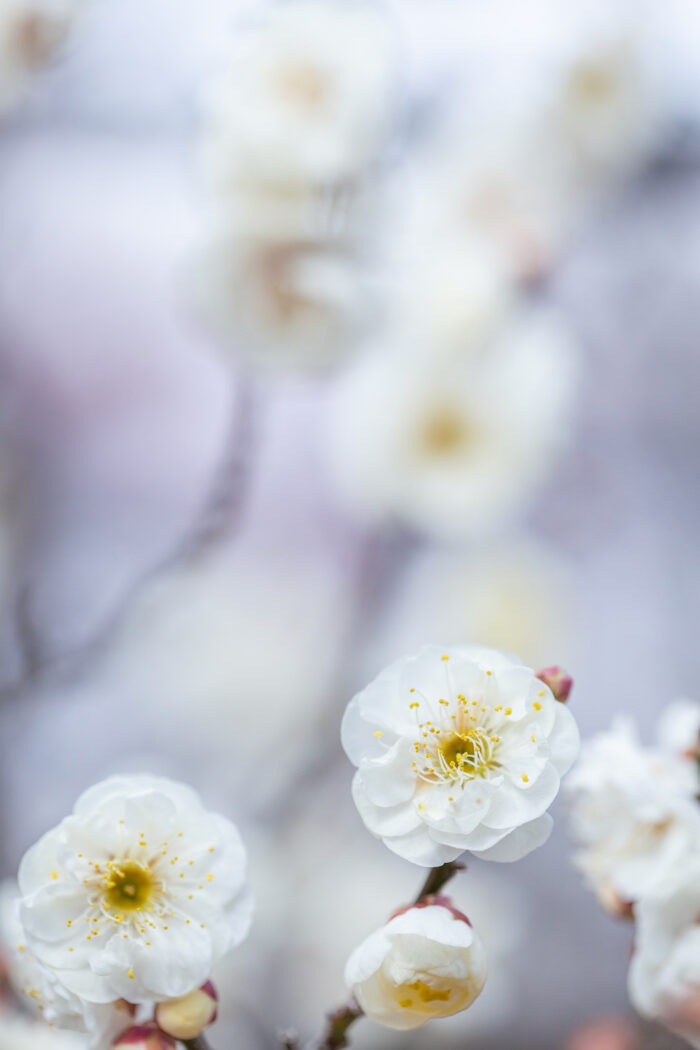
[628,857,700,1048]
[342,644,579,867]
[200,0,397,188]
[345,901,487,1030]
[17,775,253,1005]
[0,882,130,1048]
[566,711,700,912]
[0,1,73,114]
[196,231,370,372]
[329,309,577,540]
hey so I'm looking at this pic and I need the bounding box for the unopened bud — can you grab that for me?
[113,1024,176,1050]
[536,665,573,703]
[155,981,219,1040]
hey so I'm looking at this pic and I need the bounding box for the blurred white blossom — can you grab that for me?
[329,309,577,539]
[364,538,575,678]
[345,902,487,1031]
[195,231,370,372]
[200,0,397,189]
[628,856,700,1048]
[0,0,74,113]
[342,644,579,866]
[567,712,700,912]
[17,775,252,1004]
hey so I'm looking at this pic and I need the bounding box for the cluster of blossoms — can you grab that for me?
[0,643,580,1047]
[0,0,78,114]
[0,775,252,1049]
[567,700,700,1046]
[339,643,579,1032]
[196,0,397,373]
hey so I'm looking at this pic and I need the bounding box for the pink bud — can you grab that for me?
[536,665,573,703]
[155,982,219,1040]
[113,1024,176,1050]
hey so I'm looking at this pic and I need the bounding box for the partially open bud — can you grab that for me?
[113,1024,176,1050]
[155,981,219,1040]
[536,665,573,703]
[345,903,487,1030]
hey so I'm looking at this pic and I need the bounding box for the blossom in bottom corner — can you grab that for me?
[628,856,700,1048]
[17,774,253,1006]
[341,644,579,867]
[345,900,487,1030]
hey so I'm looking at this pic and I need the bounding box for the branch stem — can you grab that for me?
[413,860,465,904]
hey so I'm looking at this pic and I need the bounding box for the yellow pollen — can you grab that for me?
[533,701,542,711]
[441,655,449,661]
[522,774,529,783]
[505,707,513,716]
[373,731,383,738]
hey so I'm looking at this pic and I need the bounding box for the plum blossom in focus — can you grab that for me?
[342,644,579,867]
[17,775,252,1005]
[345,901,487,1031]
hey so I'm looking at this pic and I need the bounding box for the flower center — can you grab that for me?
[420,410,473,457]
[103,861,156,913]
[275,63,329,109]
[397,979,452,1011]
[438,729,495,780]
[568,63,618,105]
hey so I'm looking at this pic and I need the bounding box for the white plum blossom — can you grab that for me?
[566,716,700,912]
[345,901,487,1030]
[200,0,397,189]
[0,1,74,113]
[0,881,130,1047]
[195,231,369,372]
[329,309,577,539]
[628,857,700,1047]
[342,644,579,867]
[17,775,253,1006]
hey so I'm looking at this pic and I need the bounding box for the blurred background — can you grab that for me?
[0,0,699,1047]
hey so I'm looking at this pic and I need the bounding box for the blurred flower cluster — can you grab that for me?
[567,700,700,1046]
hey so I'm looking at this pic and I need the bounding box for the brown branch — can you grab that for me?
[413,860,465,903]
[315,1001,364,1050]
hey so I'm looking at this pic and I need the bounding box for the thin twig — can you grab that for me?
[315,1001,364,1050]
[413,860,465,903]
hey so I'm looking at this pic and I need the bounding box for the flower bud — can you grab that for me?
[345,903,487,1030]
[155,981,219,1040]
[113,1024,176,1050]
[536,665,573,703]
